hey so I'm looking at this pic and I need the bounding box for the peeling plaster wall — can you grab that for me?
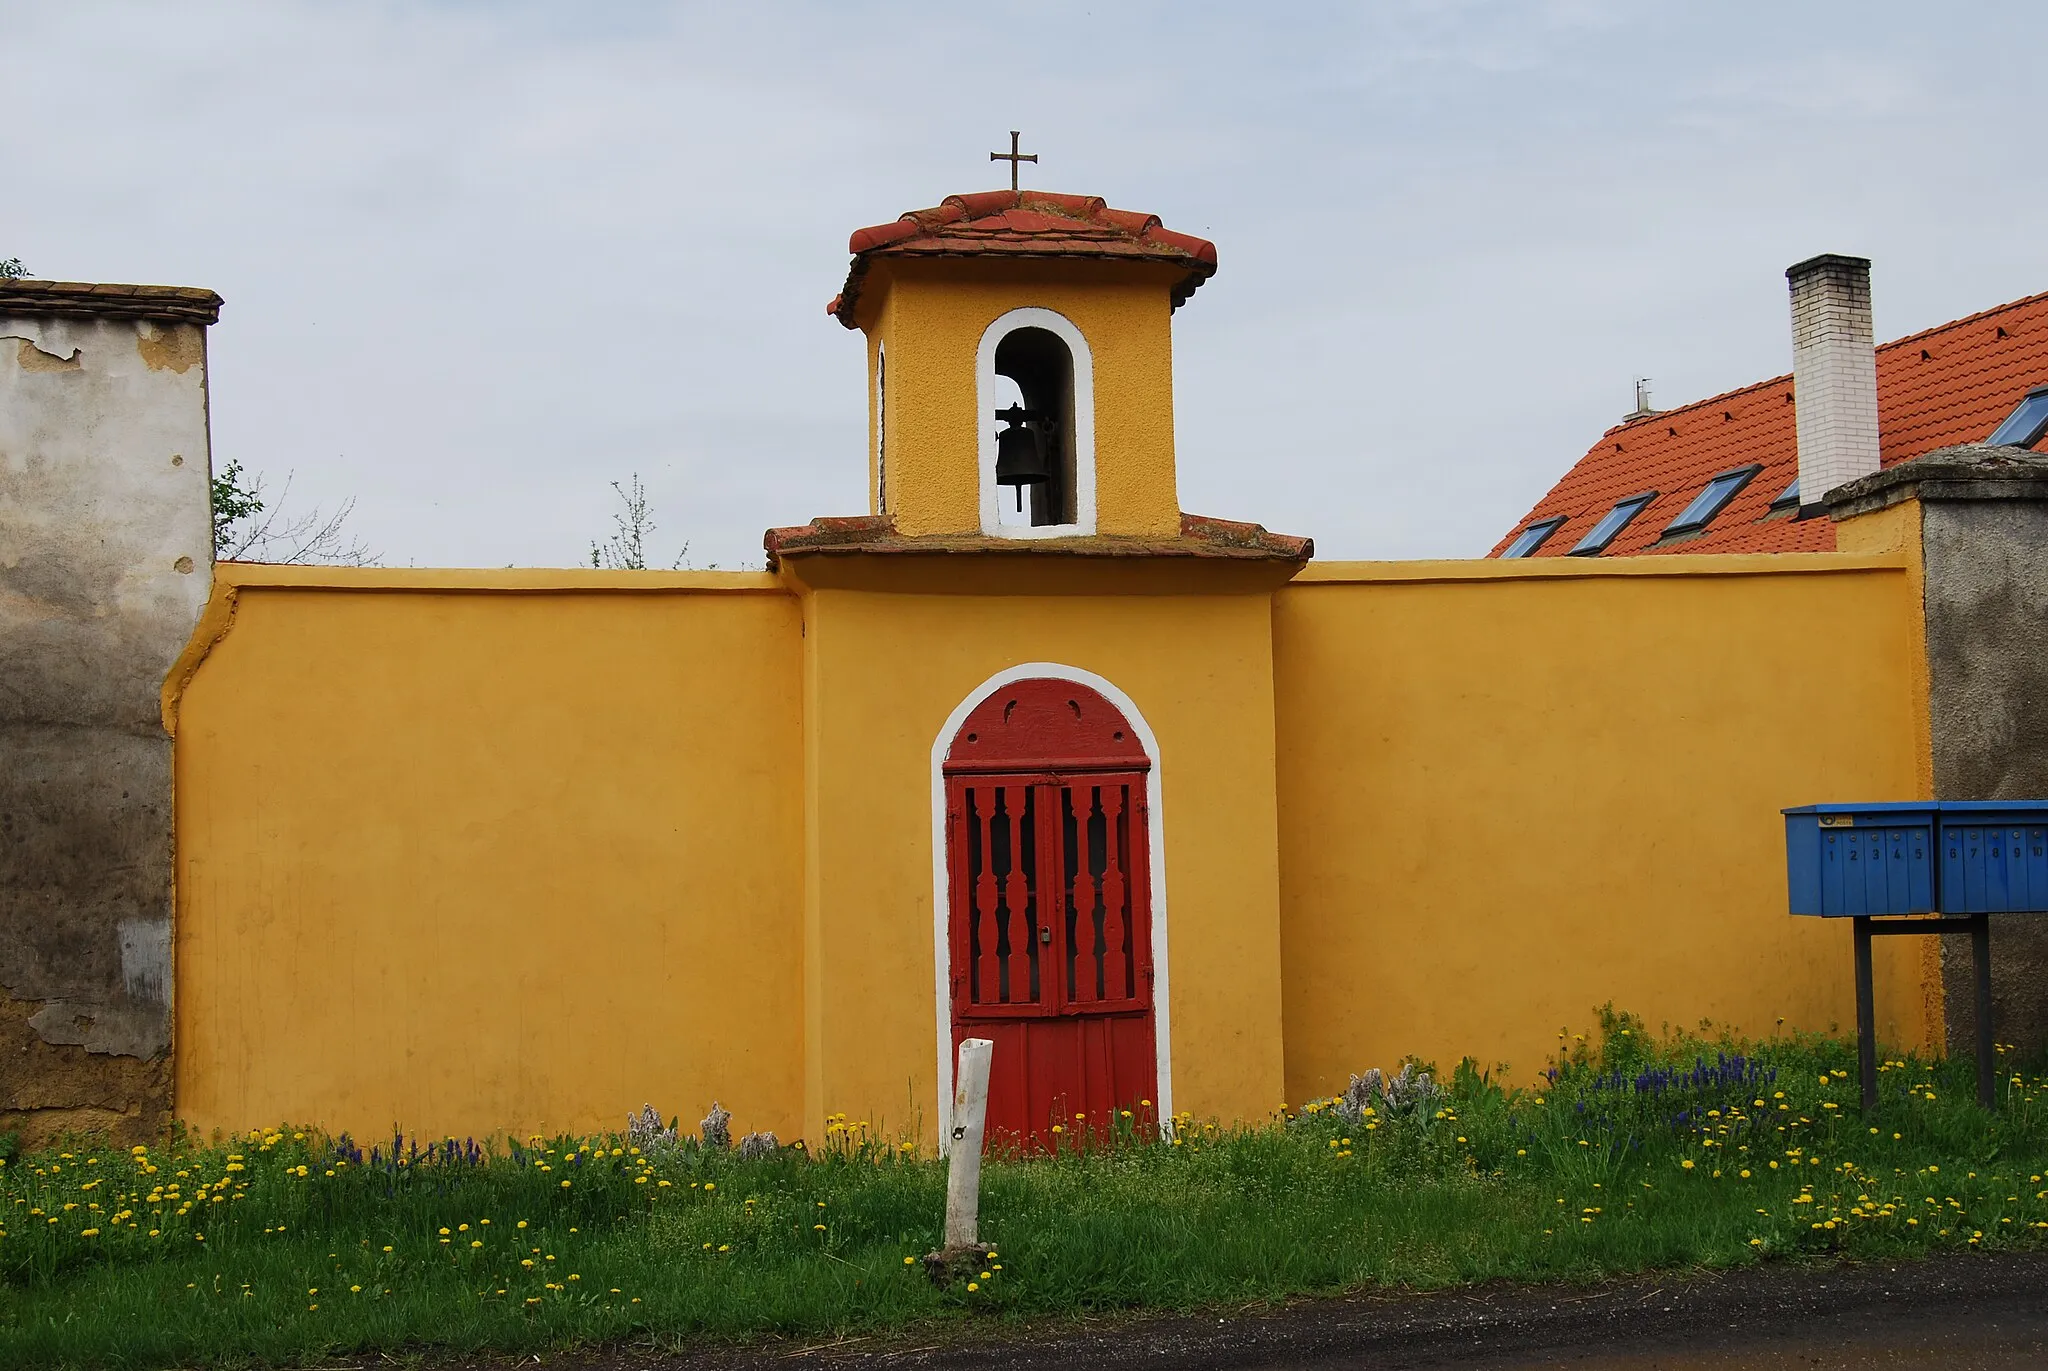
[0,308,214,1145]
[1921,498,2048,1053]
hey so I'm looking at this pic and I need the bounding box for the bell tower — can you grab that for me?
[766,165,1310,1147]
[820,186,1218,541]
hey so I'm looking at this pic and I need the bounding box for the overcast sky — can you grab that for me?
[9,2,2044,568]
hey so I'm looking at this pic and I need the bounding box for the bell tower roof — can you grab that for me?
[827,190,1217,327]
[791,179,1307,565]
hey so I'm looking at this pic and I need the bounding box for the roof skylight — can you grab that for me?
[1987,385,2048,448]
[1662,466,1761,537]
[1500,516,1566,559]
[1569,494,1656,556]
[1770,475,1801,509]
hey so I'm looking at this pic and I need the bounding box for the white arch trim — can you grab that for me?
[929,663,1172,1140]
[976,307,1097,538]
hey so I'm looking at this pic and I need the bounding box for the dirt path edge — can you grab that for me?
[442,1250,2048,1370]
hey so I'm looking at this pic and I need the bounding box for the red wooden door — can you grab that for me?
[944,680,1156,1149]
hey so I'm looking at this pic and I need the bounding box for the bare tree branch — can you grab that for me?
[217,467,380,566]
[590,473,688,570]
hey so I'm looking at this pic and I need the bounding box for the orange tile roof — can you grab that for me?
[1493,290,2048,557]
[762,512,1311,568]
[829,190,1217,327]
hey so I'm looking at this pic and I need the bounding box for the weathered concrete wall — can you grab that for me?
[1924,484,2048,1053]
[0,282,221,1145]
[1831,446,2048,1054]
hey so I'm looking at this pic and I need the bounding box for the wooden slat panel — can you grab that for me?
[1012,786,1035,1005]
[1071,784,1099,1007]
[1128,787,1153,1001]
[975,787,1002,1006]
[1101,783,1129,1001]
[996,786,1025,1003]
[952,778,1062,1019]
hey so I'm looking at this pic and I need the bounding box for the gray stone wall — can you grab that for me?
[0,282,220,1145]
[1831,446,2048,1054]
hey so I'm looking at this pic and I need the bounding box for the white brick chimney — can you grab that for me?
[1787,254,1880,506]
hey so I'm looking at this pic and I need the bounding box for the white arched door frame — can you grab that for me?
[928,663,1171,1138]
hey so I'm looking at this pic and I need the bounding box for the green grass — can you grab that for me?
[6,1010,2048,1369]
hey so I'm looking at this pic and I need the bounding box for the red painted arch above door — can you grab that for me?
[943,680,1151,776]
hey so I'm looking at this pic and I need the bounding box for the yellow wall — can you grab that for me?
[856,259,1184,539]
[1271,553,1934,1106]
[172,567,806,1144]
[1830,497,1943,1044]
[169,547,1941,1146]
[786,555,1292,1139]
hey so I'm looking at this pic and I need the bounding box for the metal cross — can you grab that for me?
[990,131,1037,192]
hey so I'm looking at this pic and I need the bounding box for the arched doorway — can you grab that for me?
[941,677,1158,1147]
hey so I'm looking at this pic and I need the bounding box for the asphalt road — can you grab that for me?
[481,1252,2048,1370]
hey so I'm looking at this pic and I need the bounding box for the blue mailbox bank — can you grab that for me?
[1784,801,2048,916]
[1934,802,2048,915]
[1783,798,2048,1113]
[1783,803,1936,917]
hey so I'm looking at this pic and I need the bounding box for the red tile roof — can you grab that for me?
[1492,289,2048,557]
[763,512,1310,569]
[829,190,1217,327]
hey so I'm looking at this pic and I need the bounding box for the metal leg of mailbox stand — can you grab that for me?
[1853,916,1999,1113]
[1974,914,1995,1110]
[1853,917,1878,1113]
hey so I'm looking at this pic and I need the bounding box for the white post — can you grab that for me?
[944,1037,994,1249]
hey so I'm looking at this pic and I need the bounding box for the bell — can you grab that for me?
[994,404,1050,510]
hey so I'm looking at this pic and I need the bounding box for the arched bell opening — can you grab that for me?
[975,307,1096,538]
[992,327,1077,529]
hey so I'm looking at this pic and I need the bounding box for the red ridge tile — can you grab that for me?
[830,190,1217,326]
